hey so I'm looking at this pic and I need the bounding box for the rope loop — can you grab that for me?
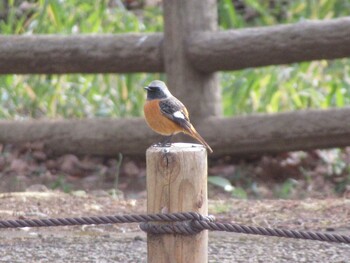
[140,213,215,235]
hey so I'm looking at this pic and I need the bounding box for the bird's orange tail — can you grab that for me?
[185,126,213,154]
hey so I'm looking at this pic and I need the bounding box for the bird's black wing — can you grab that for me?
[159,97,192,131]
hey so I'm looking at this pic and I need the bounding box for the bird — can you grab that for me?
[143,80,213,153]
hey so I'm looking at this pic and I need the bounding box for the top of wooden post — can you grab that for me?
[146,142,208,154]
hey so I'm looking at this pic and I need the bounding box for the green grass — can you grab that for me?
[222,60,350,115]
[1,0,350,118]
[219,0,350,115]
[0,0,164,119]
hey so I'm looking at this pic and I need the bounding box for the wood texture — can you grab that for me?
[0,33,163,74]
[0,118,156,156]
[1,107,350,156]
[1,18,350,74]
[188,17,350,72]
[162,0,222,121]
[146,144,208,263]
[199,107,350,156]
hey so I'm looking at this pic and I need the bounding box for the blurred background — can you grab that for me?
[0,0,350,199]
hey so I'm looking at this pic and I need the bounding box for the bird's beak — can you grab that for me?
[144,86,150,91]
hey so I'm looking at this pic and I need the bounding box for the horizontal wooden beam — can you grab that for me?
[0,118,156,155]
[188,17,350,72]
[1,17,350,74]
[1,107,350,157]
[200,107,350,156]
[0,33,163,74]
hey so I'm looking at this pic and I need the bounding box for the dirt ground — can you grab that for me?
[0,191,349,262]
[1,143,350,200]
[0,144,349,261]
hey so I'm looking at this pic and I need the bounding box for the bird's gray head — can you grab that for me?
[144,80,172,100]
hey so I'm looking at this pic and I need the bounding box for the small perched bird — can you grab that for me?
[143,80,213,153]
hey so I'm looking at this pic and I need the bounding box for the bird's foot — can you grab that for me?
[153,142,172,148]
[151,134,173,148]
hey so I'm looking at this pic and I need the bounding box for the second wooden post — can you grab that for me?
[147,143,208,263]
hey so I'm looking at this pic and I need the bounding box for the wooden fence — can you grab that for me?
[1,0,350,156]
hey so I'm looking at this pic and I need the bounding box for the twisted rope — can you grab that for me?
[140,220,350,244]
[0,212,349,244]
[140,221,202,235]
[0,212,208,228]
[192,220,350,243]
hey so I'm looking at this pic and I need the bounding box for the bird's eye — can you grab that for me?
[149,86,158,91]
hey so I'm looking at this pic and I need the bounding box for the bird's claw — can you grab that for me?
[153,142,172,148]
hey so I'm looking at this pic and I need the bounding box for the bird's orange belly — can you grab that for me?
[144,100,183,135]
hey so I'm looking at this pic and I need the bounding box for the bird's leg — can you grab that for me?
[160,134,173,147]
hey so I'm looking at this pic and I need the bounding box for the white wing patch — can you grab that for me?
[173,111,185,119]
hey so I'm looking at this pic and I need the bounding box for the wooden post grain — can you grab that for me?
[147,143,208,263]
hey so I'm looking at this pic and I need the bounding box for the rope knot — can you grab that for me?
[139,212,215,235]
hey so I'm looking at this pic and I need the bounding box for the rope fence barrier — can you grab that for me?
[0,212,349,244]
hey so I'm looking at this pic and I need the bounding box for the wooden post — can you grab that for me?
[147,143,208,263]
[163,0,222,121]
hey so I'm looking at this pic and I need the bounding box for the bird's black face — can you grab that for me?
[144,84,169,100]
[144,85,159,93]
[145,86,162,100]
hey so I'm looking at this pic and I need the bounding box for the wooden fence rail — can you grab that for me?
[189,17,350,72]
[1,107,349,157]
[1,17,350,74]
[0,33,163,74]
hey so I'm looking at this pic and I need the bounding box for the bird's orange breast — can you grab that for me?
[144,100,183,135]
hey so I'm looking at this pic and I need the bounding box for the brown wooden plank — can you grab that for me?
[1,108,350,156]
[0,34,163,74]
[188,17,350,72]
